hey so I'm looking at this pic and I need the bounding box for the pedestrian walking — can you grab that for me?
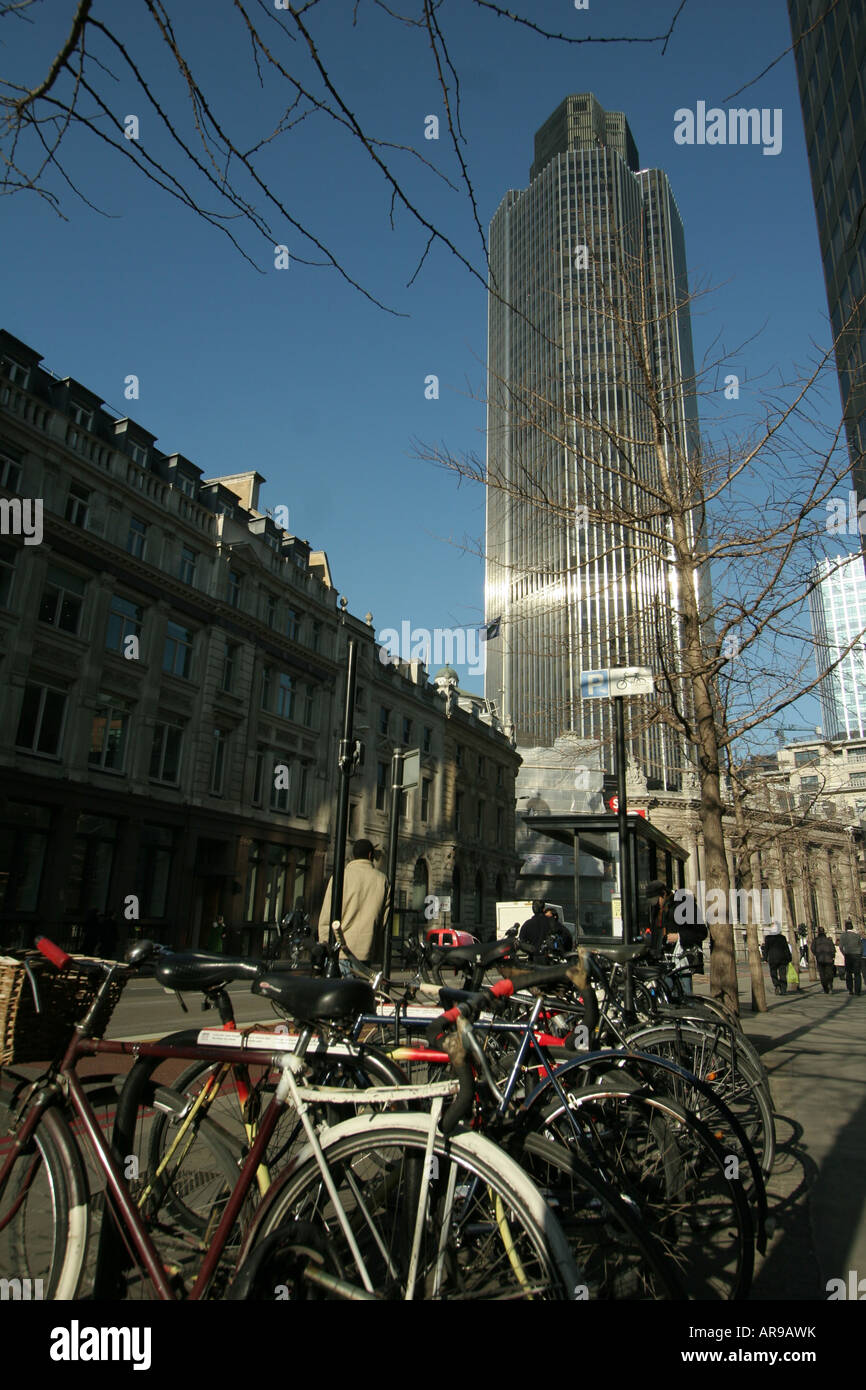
[811,927,836,994]
[763,925,792,995]
[834,939,846,980]
[839,919,863,997]
[318,839,388,972]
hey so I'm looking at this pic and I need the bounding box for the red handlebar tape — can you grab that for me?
[439,976,515,1024]
[35,936,72,971]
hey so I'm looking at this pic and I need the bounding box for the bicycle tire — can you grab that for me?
[623,1023,775,1174]
[519,1131,685,1299]
[533,1084,754,1300]
[236,1111,579,1300]
[0,1080,89,1300]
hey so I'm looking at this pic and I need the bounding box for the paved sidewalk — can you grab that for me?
[732,972,866,1300]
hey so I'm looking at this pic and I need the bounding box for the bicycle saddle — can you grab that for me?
[154,951,262,991]
[583,941,648,965]
[252,972,375,1021]
[426,939,515,970]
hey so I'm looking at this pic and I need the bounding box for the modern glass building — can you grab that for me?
[484,94,699,786]
[788,0,866,499]
[810,555,866,740]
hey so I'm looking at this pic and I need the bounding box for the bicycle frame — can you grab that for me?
[0,1032,323,1300]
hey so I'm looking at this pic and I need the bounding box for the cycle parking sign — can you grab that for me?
[580,667,654,699]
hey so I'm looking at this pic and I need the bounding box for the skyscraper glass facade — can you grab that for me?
[484,95,699,786]
[788,0,866,497]
[810,555,866,740]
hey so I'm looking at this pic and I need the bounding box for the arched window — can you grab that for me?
[411,857,428,912]
[495,873,505,902]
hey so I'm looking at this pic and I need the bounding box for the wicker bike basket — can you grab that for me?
[0,954,127,1065]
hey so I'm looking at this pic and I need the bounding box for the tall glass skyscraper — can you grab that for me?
[484,95,699,786]
[788,0,866,499]
[810,556,866,741]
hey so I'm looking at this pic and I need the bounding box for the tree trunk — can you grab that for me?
[745,919,767,1012]
[729,778,767,1013]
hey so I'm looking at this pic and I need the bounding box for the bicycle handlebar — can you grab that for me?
[35,936,72,971]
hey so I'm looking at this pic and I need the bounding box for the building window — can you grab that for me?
[455,792,463,834]
[149,721,183,783]
[476,800,485,840]
[222,641,238,693]
[106,595,143,653]
[311,621,323,653]
[376,761,388,811]
[67,813,118,914]
[303,684,316,728]
[497,765,504,787]
[402,716,412,745]
[69,402,93,431]
[65,482,90,528]
[270,759,290,813]
[456,745,463,768]
[253,745,266,805]
[474,871,484,926]
[496,806,504,842]
[3,360,30,390]
[136,824,174,918]
[210,729,227,796]
[0,803,50,912]
[276,673,294,720]
[261,666,272,710]
[379,706,391,737]
[127,516,147,559]
[178,545,197,586]
[38,565,86,635]
[422,725,432,754]
[286,608,301,641]
[0,452,22,491]
[297,764,309,816]
[228,570,242,608]
[129,442,149,467]
[265,594,277,628]
[89,699,129,772]
[800,776,820,790]
[15,684,67,756]
[175,474,197,499]
[163,621,194,679]
[850,772,866,788]
[421,777,431,822]
[0,541,16,607]
[477,755,484,777]
[452,866,461,922]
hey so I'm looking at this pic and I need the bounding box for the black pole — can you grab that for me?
[614,695,636,1017]
[328,637,357,971]
[383,747,403,978]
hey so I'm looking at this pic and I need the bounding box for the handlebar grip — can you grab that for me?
[35,936,72,971]
[440,1058,475,1137]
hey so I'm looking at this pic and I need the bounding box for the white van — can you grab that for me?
[495,901,574,941]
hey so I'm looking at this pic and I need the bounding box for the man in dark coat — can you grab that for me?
[811,927,836,994]
[764,927,792,995]
[839,920,863,996]
[520,900,552,955]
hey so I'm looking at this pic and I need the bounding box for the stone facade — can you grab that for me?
[0,330,519,952]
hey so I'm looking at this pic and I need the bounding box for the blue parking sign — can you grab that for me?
[580,670,610,699]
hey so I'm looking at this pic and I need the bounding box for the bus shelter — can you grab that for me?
[520,813,689,946]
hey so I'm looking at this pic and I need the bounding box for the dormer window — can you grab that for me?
[130,443,149,467]
[69,403,93,431]
[4,359,30,389]
[175,475,197,499]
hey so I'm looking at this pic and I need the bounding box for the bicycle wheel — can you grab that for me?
[519,1131,685,1299]
[0,1082,88,1300]
[236,1111,578,1300]
[535,1085,754,1300]
[624,1023,775,1174]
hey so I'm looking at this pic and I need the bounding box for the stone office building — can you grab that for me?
[0,330,519,951]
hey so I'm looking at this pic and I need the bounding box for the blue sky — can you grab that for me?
[1,0,836,736]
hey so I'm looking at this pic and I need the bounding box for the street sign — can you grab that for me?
[401,749,420,789]
[580,667,655,699]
